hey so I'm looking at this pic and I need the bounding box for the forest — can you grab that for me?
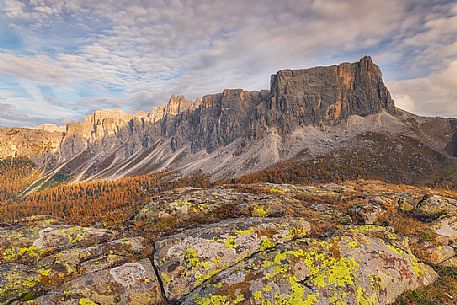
[0,158,212,225]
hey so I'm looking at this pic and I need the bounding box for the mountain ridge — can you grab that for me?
[0,56,456,187]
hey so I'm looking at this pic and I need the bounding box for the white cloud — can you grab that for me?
[388,60,457,117]
[0,0,456,126]
[2,0,24,17]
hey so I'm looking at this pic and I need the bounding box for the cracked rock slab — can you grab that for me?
[181,230,438,305]
[54,258,163,305]
[154,217,311,302]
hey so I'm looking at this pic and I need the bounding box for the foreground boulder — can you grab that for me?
[181,229,438,305]
[2,182,454,304]
[0,217,165,305]
[32,259,163,305]
[154,217,311,302]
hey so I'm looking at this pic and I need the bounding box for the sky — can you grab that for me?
[0,0,456,127]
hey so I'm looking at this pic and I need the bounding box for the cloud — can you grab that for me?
[0,102,66,127]
[388,60,457,117]
[0,0,456,127]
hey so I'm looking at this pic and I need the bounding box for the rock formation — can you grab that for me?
[2,181,456,304]
[0,56,456,184]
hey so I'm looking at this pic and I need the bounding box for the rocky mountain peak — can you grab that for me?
[269,55,394,128]
[166,95,192,116]
[5,56,449,183]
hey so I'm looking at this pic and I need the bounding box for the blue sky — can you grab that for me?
[0,0,456,127]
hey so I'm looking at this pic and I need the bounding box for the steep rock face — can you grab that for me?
[0,128,63,159]
[167,89,268,153]
[2,56,456,183]
[267,55,395,131]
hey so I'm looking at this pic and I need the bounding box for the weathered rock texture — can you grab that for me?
[2,181,457,304]
[0,128,63,159]
[0,216,164,305]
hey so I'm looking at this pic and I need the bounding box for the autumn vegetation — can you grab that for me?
[0,158,213,225]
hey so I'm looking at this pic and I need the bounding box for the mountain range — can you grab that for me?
[1,56,456,187]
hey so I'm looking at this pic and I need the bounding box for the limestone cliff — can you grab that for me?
[0,128,63,159]
[0,56,455,182]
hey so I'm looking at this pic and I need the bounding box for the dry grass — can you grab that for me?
[394,267,457,305]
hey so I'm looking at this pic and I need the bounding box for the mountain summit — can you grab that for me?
[0,56,456,186]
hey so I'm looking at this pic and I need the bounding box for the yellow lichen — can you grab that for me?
[3,246,47,261]
[184,248,200,268]
[312,257,359,288]
[274,276,318,305]
[253,206,269,217]
[193,294,230,305]
[224,237,236,249]
[235,227,255,235]
[161,272,171,283]
[348,241,358,248]
[253,290,263,300]
[79,298,98,305]
[355,286,377,305]
[259,237,275,251]
[270,187,286,194]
